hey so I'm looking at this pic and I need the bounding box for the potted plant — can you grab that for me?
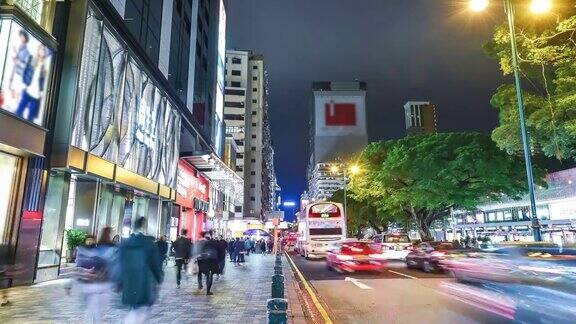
[65,229,86,263]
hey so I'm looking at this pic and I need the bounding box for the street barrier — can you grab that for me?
[271,273,285,298]
[267,298,288,324]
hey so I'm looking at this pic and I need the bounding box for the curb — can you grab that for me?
[284,252,334,324]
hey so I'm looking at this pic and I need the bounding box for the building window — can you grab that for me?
[252,99,257,104]
[252,88,257,92]
[232,57,242,64]
[250,197,255,201]
[253,66,258,70]
[232,70,241,76]
[125,0,163,64]
[235,206,242,212]
[252,76,257,81]
[251,171,256,175]
[251,147,256,151]
[251,135,256,139]
[252,123,257,127]
[250,184,255,188]
[225,101,244,108]
[236,153,244,159]
[251,158,256,163]
[225,89,245,96]
[236,166,243,172]
[224,114,245,121]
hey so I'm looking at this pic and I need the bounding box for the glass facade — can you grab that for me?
[0,152,20,245]
[70,6,181,188]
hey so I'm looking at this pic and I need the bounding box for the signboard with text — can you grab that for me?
[176,160,210,208]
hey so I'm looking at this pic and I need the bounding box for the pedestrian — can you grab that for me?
[228,239,235,262]
[215,237,227,280]
[118,217,163,323]
[237,237,246,264]
[74,228,118,324]
[260,239,266,255]
[196,231,220,295]
[0,243,13,307]
[267,239,273,254]
[156,235,169,268]
[244,237,252,256]
[172,229,192,289]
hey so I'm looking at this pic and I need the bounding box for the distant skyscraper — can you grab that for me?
[404,101,437,136]
[307,81,368,201]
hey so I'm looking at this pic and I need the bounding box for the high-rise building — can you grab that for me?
[224,50,277,220]
[307,81,368,201]
[404,101,437,136]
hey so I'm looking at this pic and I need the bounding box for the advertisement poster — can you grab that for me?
[0,19,53,126]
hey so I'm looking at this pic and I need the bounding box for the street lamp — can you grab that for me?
[329,163,361,218]
[470,0,551,241]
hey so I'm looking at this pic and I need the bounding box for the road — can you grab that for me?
[289,253,513,324]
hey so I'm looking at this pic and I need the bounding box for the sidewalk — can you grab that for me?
[0,253,275,323]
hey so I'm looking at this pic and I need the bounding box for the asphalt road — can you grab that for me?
[289,254,513,324]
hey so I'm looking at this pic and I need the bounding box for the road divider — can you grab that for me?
[285,252,334,324]
[344,277,373,290]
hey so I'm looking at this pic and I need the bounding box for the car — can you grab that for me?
[405,241,463,273]
[326,241,387,273]
[370,233,413,260]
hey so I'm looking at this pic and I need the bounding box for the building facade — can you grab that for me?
[451,168,576,244]
[224,51,275,221]
[404,101,437,136]
[307,81,368,201]
[0,0,234,287]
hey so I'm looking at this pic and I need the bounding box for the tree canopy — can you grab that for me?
[485,3,576,160]
[348,132,543,239]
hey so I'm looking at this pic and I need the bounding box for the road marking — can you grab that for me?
[388,270,418,279]
[344,277,373,290]
[285,252,334,324]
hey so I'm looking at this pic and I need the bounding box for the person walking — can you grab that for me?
[196,232,220,295]
[156,235,168,268]
[236,237,246,265]
[74,228,118,324]
[260,239,266,255]
[118,217,163,323]
[244,237,251,257]
[172,229,192,289]
[228,239,235,262]
[215,237,227,280]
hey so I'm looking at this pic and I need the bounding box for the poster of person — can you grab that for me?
[0,20,53,126]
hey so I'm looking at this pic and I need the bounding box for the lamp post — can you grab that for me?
[470,0,548,241]
[330,163,360,217]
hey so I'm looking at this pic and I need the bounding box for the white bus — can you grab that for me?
[296,202,347,259]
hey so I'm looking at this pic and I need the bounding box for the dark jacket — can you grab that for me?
[172,236,192,260]
[119,233,163,307]
[156,240,168,260]
[216,239,227,261]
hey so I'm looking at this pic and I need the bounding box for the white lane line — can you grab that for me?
[344,277,373,290]
[388,270,418,279]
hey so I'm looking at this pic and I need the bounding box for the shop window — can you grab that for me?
[0,152,19,245]
[12,0,57,31]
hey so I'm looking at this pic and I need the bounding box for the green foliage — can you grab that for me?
[65,229,87,251]
[485,4,576,161]
[349,133,544,239]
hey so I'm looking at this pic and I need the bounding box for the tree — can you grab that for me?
[485,4,576,160]
[351,133,544,240]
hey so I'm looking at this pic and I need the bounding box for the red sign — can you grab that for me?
[325,101,356,126]
[176,160,210,208]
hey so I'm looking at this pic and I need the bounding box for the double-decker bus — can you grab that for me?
[296,202,347,259]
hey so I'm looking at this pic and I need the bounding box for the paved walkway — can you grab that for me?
[0,253,275,323]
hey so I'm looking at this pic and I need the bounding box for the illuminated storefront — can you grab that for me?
[176,160,210,242]
[35,1,182,282]
[0,1,59,286]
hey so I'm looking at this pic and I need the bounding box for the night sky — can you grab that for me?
[227,0,506,212]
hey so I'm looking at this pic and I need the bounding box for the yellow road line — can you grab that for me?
[285,252,334,324]
[388,270,418,279]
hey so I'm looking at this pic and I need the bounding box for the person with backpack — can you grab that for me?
[119,217,163,323]
[171,229,192,288]
[74,228,118,324]
[196,231,220,295]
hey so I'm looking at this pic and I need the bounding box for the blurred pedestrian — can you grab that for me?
[267,239,273,254]
[172,229,192,288]
[119,217,163,324]
[244,237,251,256]
[74,228,118,324]
[0,243,13,307]
[196,231,220,295]
[260,239,266,254]
[228,239,235,262]
[156,235,168,268]
[215,237,227,280]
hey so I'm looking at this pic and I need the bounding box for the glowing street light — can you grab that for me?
[470,0,489,12]
[350,164,361,175]
[330,165,339,173]
[468,0,553,241]
[530,0,552,14]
